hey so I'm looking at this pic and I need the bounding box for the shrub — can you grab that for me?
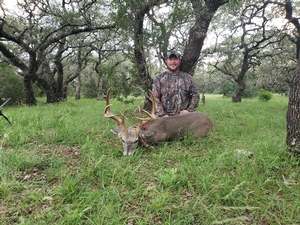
[214,81,236,97]
[258,88,272,101]
[0,63,25,104]
[243,85,259,98]
[83,77,98,98]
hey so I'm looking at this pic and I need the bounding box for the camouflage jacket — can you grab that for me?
[152,71,200,117]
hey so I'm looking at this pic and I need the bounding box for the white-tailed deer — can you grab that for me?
[104,88,213,156]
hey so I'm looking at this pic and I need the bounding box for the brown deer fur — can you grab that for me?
[104,88,213,156]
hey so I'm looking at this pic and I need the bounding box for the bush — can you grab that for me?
[243,85,259,98]
[214,81,259,98]
[258,89,272,101]
[214,81,236,97]
[83,78,98,98]
[0,63,25,104]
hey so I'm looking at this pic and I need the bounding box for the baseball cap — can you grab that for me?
[166,51,181,60]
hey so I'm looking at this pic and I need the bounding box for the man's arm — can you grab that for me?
[187,76,200,112]
[152,78,166,117]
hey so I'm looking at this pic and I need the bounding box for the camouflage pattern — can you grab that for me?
[152,71,200,117]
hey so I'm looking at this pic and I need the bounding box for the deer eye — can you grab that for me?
[122,140,125,143]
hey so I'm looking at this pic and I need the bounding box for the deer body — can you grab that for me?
[139,112,213,143]
[104,88,213,156]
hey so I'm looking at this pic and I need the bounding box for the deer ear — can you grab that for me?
[110,128,121,136]
[141,130,156,138]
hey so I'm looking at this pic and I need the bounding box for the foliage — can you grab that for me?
[83,78,98,99]
[213,80,258,98]
[258,88,273,101]
[0,63,25,104]
[201,0,289,102]
[243,84,259,98]
[0,95,299,224]
[0,0,295,104]
[0,0,117,104]
[214,80,237,97]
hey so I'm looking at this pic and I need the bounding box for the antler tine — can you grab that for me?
[135,90,157,136]
[0,98,11,109]
[105,87,112,107]
[135,119,148,136]
[137,110,155,121]
[149,90,156,118]
[104,88,128,134]
[135,109,156,122]
[0,98,12,125]
[135,90,156,121]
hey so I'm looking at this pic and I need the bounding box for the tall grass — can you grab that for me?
[0,94,299,224]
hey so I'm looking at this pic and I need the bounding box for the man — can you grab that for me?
[152,51,200,118]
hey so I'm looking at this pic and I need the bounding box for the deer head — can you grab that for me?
[104,88,156,156]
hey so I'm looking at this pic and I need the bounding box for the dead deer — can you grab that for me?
[104,88,213,156]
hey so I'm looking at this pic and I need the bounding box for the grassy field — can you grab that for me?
[0,94,299,225]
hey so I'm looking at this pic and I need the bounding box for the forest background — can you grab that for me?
[1,0,300,153]
[1,1,300,224]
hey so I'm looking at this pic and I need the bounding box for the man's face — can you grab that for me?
[166,55,181,73]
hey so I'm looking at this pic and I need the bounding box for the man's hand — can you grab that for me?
[180,110,189,115]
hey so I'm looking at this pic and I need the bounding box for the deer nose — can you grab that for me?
[124,145,137,156]
[124,146,132,156]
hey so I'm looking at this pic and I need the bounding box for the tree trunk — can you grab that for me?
[232,79,246,102]
[97,74,105,100]
[286,58,300,154]
[54,38,66,101]
[36,76,58,103]
[232,48,249,102]
[62,48,83,100]
[40,61,59,103]
[181,0,229,74]
[133,13,154,92]
[75,74,81,100]
[23,75,37,105]
[277,0,300,154]
[133,1,159,111]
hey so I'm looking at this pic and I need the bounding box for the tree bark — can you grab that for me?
[40,60,58,103]
[232,49,249,102]
[62,47,84,99]
[286,58,300,154]
[232,82,245,102]
[35,75,57,103]
[278,0,300,154]
[181,0,229,74]
[133,0,159,111]
[54,38,66,101]
[75,74,81,100]
[23,75,37,105]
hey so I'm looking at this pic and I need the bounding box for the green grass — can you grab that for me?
[0,94,299,224]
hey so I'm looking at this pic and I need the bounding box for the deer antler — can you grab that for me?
[137,90,156,121]
[135,90,156,136]
[0,98,12,125]
[104,88,128,134]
